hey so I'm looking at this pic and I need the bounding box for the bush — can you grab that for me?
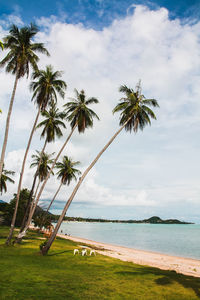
[39,240,48,251]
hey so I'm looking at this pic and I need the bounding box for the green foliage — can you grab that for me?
[0,41,4,50]
[56,156,81,185]
[0,166,15,194]
[33,212,52,230]
[3,189,32,226]
[64,89,99,133]
[0,226,200,300]
[39,239,48,251]
[30,65,67,111]
[0,24,49,78]
[113,81,159,132]
[36,103,66,142]
[30,151,55,182]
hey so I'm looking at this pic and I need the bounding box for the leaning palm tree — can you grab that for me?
[0,23,49,179]
[37,102,66,145]
[46,156,81,213]
[30,150,55,193]
[18,103,66,233]
[17,109,67,242]
[15,151,55,242]
[22,89,99,234]
[21,102,66,225]
[6,65,66,244]
[41,82,159,255]
[0,166,15,194]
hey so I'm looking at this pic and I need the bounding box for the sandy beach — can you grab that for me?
[57,233,200,278]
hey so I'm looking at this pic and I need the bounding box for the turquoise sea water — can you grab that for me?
[58,222,200,260]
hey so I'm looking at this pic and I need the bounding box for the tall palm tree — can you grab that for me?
[15,151,55,243]
[17,104,66,239]
[64,89,99,133]
[0,24,49,179]
[27,151,55,222]
[31,150,55,183]
[41,82,159,255]
[6,65,66,244]
[37,102,66,144]
[0,166,15,194]
[46,156,81,213]
[29,151,54,204]
[23,89,99,234]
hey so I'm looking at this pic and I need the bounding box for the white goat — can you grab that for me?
[73,249,79,255]
[81,249,87,256]
[89,250,96,256]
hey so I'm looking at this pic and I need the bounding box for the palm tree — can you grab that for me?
[64,89,99,133]
[41,82,159,255]
[17,104,66,240]
[15,151,55,243]
[29,151,54,205]
[0,166,15,194]
[37,102,66,144]
[46,156,81,213]
[0,23,49,179]
[26,151,55,222]
[23,89,99,234]
[6,66,67,245]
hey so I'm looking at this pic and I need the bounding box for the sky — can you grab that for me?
[0,0,200,222]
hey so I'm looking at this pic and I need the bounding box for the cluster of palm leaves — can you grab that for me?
[0,23,159,254]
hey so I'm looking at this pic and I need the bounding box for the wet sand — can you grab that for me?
[57,233,200,278]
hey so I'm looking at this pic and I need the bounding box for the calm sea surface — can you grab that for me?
[58,222,200,260]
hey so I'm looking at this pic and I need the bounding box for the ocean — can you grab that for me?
[58,222,200,260]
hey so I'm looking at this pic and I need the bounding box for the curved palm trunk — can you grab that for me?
[41,121,129,255]
[0,73,19,178]
[19,124,77,237]
[19,139,47,234]
[33,177,41,201]
[6,105,42,245]
[46,181,62,213]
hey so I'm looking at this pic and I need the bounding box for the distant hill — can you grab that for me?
[139,216,193,224]
[0,200,6,204]
[52,215,193,224]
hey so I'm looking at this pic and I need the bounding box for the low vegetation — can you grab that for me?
[0,226,200,300]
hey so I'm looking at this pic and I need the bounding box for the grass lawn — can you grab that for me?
[0,226,200,300]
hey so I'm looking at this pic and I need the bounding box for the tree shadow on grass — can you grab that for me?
[47,250,72,256]
[116,266,200,298]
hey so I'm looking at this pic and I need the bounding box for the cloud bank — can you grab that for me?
[0,5,200,221]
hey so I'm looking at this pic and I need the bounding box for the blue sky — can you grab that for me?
[0,0,200,222]
[1,0,200,29]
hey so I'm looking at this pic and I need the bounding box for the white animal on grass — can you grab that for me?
[89,250,96,256]
[81,249,87,256]
[73,249,79,255]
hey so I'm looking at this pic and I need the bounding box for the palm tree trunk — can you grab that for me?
[0,73,19,178]
[41,121,129,255]
[6,105,42,245]
[46,181,63,213]
[33,177,41,201]
[20,124,77,236]
[19,139,47,234]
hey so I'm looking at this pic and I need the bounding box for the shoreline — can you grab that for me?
[57,232,200,278]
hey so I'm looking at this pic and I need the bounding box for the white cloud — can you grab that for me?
[0,5,200,221]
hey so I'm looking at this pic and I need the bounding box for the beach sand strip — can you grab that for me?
[57,233,200,278]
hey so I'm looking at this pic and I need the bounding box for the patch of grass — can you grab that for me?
[0,226,200,299]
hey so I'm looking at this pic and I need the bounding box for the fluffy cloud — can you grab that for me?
[0,5,200,221]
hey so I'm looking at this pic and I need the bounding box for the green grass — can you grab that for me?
[0,226,200,300]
